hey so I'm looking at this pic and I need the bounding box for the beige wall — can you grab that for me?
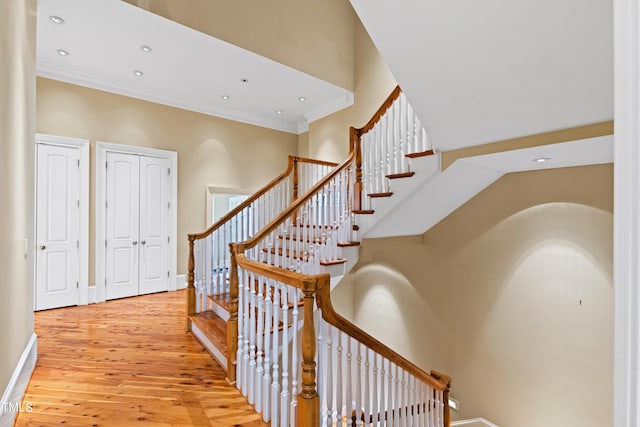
[123,0,356,91]
[340,164,613,426]
[306,19,398,162]
[0,0,36,393]
[36,78,298,282]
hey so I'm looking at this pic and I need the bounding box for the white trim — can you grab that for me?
[0,334,37,426]
[95,142,178,303]
[35,134,90,306]
[614,0,640,424]
[192,323,227,369]
[88,285,96,304]
[209,299,230,322]
[451,418,498,427]
[176,274,186,290]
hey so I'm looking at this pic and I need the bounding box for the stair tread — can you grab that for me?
[368,192,393,198]
[386,171,415,179]
[337,241,360,247]
[262,247,310,260]
[320,259,347,266]
[190,312,227,355]
[277,234,326,244]
[207,293,231,312]
[405,149,435,158]
[353,209,374,214]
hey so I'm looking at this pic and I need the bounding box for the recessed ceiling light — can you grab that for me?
[56,49,69,56]
[240,78,249,83]
[276,110,283,115]
[49,16,65,24]
[533,157,550,163]
[133,70,144,76]
[298,96,306,102]
[222,95,230,100]
[140,45,152,53]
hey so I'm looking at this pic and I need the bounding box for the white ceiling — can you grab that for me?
[350,0,613,151]
[36,0,354,134]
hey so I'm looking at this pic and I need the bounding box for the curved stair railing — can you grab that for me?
[213,86,451,426]
[186,156,337,331]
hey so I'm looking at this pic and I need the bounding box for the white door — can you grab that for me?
[105,152,140,300]
[138,156,170,295]
[35,144,80,310]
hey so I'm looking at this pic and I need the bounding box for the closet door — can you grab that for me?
[35,144,80,310]
[105,152,140,300]
[138,156,170,295]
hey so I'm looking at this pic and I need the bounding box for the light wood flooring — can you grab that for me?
[14,290,266,427]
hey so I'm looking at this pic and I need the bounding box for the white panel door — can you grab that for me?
[105,152,140,300]
[138,156,170,295]
[36,144,80,310]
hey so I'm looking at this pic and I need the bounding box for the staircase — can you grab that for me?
[186,87,452,426]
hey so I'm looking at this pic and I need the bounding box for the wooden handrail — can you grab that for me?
[315,281,449,392]
[357,85,403,136]
[188,155,337,241]
[235,151,356,253]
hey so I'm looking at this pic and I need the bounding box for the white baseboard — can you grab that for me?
[452,418,499,427]
[88,285,96,304]
[176,274,186,290]
[0,333,37,427]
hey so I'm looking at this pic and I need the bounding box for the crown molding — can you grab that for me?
[36,57,353,135]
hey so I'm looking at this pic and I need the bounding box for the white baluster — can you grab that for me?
[355,342,362,426]
[280,284,290,427]
[263,284,272,421]
[364,348,371,427]
[326,324,334,425]
[290,288,299,426]
[271,282,280,426]
[255,277,265,413]
[242,269,250,395]
[236,266,245,391]
[335,330,343,424]
[372,352,379,427]
[248,272,257,405]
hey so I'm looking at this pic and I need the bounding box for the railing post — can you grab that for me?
[227,243,239,384]
[186,234,196,332]
[431,370,452,427]
[298,278,320,426]
[351,127,363,211]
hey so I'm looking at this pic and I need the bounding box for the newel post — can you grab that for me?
[186,234,196,331]
[227,243,240,384]
[431,370,452,427]
[298,278,320,425]
[351,126,363,211]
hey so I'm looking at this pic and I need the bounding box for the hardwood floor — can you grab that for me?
[14,290,266,427]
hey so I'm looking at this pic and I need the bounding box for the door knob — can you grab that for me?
[132,241,138,246]
[39,245,46,250]
[141,240,146,245]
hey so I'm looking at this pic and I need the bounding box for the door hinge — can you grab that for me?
[76,240,79,249]
[77,199,80,208]
[167,202,170,209]
[167,236,170,243]
[105,161,108,169]
[105,200,108,209]
[167,168,170,175]
[76,281,79,289]
[167,271,170,278]
[105,240,107,247]
[77,159,80,168]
